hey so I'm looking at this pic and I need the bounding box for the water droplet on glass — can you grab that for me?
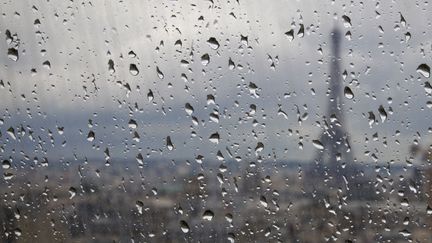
[260,196,268,207]
[7,48,18,61]
[156,66,164,79]
[344,86,354,99]
[378,105,387,123]
[7,127,16,140]
[255,142,264,153]
[2,160,11,169]
[42,60,51,69]
[108,59,115,74]
[69,187,77,199]
[128,119,137,129]
[417,64,430,78]
[147,89,154,102]
[136,200,144,214]
[136,153,144,166]
[185,103,194,115]
[180,220,190,233]
[129,64,139,76]
[87,130,95,141]
[202,210,214,221]
[207,37,220,49]
[166,136,174,150]
[312,140,324,150]
[342,15,352,27]
[297,24,304,38]
[209,132,220,144]
[228,58,235,70]
[285,29,294,41]
[201,53,210,66]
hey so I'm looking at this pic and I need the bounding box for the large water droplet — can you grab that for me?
[2,160,11,169]
[7,127,16,140]
[378,105,387,123]
[185,103,194,115]
[417,64,430,78]
[108,59,115,74]
[207,37,220,49]
[156,66,164,79]
[147,89,154,102]
[136,153,144,166]
[7,48,18,61]
[180,220,190,233]
[255,142,264,153]
[69,187,77,199]
[312,140,324,150]
[297,24,304,38]
[136,200,144,214]
[344,86,354,99]
[342,15,352,27]
[129,64,139,76]
[202,210,214,221]
[128,119,137,129]
[209,132,220,144]
[201,53,210,66]
[87,130,95,141]
[166,136,174,150]
[285,29,294,41]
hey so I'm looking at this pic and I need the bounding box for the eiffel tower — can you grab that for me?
[313,28,354,186]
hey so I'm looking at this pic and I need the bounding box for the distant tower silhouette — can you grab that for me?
[314,28,354,183]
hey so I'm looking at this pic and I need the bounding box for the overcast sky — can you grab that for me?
[1,0,432,166]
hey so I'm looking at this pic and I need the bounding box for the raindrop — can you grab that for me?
[147,89,154,102]
[129,64,139,76]
[342,15,352,27]
[7,48,18,61]
[405,32,411,42]
[207,37,220,49]
[399,229,411,237]
[255,142,264,153]
[69,187,77,199]
[228,58,235,70]
[209,132,220,144]
[2,160,11,169]
[156,66,164,79]
[285,29,294,41]
[312,140,324,150]
[227,233,235,243]
[7,127,16,140]
[417,64,430,78]
[185,103,194,115]
[136,153,144,166]
[202,210,214,221]
[260,196,268,207]
[297,24,304,38]
[166,136,174,150]
[87,131,95,141]
[344,86,354,99]
[201,53,210,66]
[121,50,132,58]
[42,60,51,69]
[378,105,387,123]
[427,205,432,215]
[180,220,190,233]
[128,119,137,129]
[136,200,144,214]
[108,59,115,74]
[424,82,432,94]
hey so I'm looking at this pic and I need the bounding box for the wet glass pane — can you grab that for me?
[1,1,432,242]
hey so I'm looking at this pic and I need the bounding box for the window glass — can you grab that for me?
[1,1,432,242]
